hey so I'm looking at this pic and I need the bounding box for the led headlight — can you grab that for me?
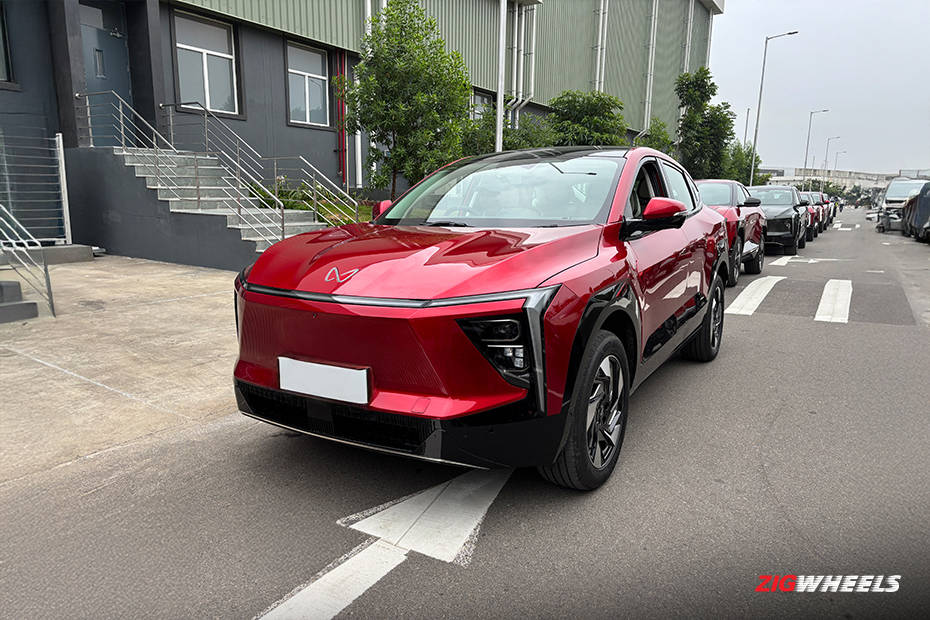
[458,315,532,388]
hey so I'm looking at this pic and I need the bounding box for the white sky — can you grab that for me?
[708,0,930,174]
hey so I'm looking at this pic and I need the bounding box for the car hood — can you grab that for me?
[761,206,797,219]
[247,223,602,300]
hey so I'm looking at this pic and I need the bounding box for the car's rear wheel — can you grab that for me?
[806,226,814,242]
[744,239,764,274]
[726,235,742,286]
[798,232,806,249]
[537,331,629,491]
[683,272,724,363]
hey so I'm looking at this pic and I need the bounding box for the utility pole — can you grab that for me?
[820,136,840,192]
[749,30,798,185]
[743,107,750,144]
[802,109,828,190]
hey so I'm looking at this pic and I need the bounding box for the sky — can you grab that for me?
[708,0,930,174]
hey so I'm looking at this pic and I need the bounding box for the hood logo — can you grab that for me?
[325,266,358,283]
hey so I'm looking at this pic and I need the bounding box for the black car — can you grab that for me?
[748,185,809,255]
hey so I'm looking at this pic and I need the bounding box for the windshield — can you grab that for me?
[885,180,925,201]
[379,155,624,227]
[697,182,732,206]
[749,187,795,206]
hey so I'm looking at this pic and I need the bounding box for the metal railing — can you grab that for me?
[76,91,285,245]
[0,201,55,316]
[261,156,360,227]
[160,101,290,239]
[0,127,71,243]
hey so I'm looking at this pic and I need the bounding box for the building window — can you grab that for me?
[0,3,12,83]
[174,12,237,114]
[287,43,328,126]
[471,91,493,119]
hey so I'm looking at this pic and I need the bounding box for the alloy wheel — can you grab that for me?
[710,285,723,350]
[586,355,623,469]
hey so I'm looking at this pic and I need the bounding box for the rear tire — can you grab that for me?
[537,331,630,491]
[806,227,814,242]
[726,236,742,286]
[682,273,724,363]
[785,242,798,255]
[798,233,807,249]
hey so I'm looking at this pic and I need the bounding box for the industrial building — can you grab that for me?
[0,0,724,272]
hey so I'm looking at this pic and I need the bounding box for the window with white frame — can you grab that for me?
[471,91,493,119]
[174,12,237,114]
[0,3,12,83]
[287,43,328,126]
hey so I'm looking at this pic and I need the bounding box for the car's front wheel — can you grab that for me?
[726,235,742,286]
[538,331,629,491]
[744,238,764,274]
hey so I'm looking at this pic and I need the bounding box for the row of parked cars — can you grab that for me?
[694,180,838,286]
[875,176,930,242]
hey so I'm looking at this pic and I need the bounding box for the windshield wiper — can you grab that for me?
[423,220,471,227]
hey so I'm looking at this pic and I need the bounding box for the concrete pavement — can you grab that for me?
[1,208,928,617]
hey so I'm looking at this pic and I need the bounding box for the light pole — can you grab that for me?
[831,150,846,193]
[802,108,828,190]
[820,136,840,191]
[749,30,799,185]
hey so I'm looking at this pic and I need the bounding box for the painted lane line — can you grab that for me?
[725,275,785,316]
[866,270,885,274]
[769,256,792,267]
[814,279,852,323]
[855,224,861,229]
[351,468,512,563]
[261,469,511,619]
[833,222,842,229]
[260,539,407,620]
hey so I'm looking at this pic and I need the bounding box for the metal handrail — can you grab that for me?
[260,155,360,226]
[0,201,55,316]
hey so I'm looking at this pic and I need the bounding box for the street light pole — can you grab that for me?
[802,108,828,190]
[494,0,507,152]
[832,150,846,192]
[820,136,840,191]
[749,30,798,186]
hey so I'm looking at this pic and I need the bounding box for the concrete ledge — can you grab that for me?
[0,300,39,323]
[42,244,95,265]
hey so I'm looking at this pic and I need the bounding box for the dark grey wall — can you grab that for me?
[0,0,60,137]
[65,146,257,271]
[157,3,355,191]
[46,0,85,147]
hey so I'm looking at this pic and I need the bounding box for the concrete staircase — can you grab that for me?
[0,280,38,324]
[117,148,328,253]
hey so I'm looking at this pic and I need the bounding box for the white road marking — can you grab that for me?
[833,222,842,229]
[767,256,848,266]
[882,242,891,246]
[855,224,861,229]
[725,275,785,315]
[815,279,852,323]
[261,469,511,619]
[866,270,885,274]
[769,256,792,266]
[260,539,407,620]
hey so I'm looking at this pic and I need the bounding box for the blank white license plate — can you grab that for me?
[278,357,370,404]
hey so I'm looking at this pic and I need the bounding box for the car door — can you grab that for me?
[623,158,692,359]
[659,160,704,300]
[738,183,763,250]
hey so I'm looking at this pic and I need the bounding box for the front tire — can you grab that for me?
[785,242,798,255]
[683,272,724,362]
[538,331,630,491]
[744,239,764,274]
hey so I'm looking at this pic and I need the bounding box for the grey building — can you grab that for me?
[0,0,723,271]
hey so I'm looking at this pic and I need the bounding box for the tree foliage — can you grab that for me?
[675,67,734,180]
[336,0,471,197]
[723,140,768,185]
[633,116,674,154]
[461,103,559,157]
[547,90,629,146]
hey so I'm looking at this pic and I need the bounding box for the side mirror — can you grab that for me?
[371,199,392,220]
[743,196,762,207]
[799,199,810,206]
[623,197,687,237]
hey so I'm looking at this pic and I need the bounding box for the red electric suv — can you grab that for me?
[695,179,766,286]
[234,147,730,490]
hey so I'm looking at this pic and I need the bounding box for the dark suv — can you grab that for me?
[748,185,809,255]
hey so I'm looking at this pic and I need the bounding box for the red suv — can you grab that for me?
[234,147,730,490]
[695,179,766,286]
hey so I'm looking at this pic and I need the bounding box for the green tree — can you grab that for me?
[675,67,735,180]
[547,90,628,146]
[461,103,558,156]
[633,116,674,154]
[723,140,768,185]
[336,0,471,198]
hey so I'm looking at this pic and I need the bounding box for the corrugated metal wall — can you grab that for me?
[174,0,710,132]
[604,0,652,132]
[689,2,710,71]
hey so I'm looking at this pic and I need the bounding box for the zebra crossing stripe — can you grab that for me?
[725,275,785,316]
[814,279,852,323]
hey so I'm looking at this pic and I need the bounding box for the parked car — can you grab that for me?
[877,177,926,233]
[696,179,766,285]
[798,192,822,239]
[233,146,730,490]
[902,181,930,241]
[805,191,830,233]
[749,185,809,255]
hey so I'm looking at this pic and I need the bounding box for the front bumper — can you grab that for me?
[235,379,567,468]
[764,219,796,247]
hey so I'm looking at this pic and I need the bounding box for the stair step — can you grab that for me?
[240,222,327,239]
[156,187,249,201]
[0,300,39,323]
[172,207,321,225]
[131,165,229,178]
[0,280,24,303]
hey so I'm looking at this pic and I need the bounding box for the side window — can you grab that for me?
[660,162,696,211]
[627,161,663,219]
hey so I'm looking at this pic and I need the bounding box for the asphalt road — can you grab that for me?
[2,207,929,618]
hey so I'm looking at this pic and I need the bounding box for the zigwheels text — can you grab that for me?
[756,575,901,593]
